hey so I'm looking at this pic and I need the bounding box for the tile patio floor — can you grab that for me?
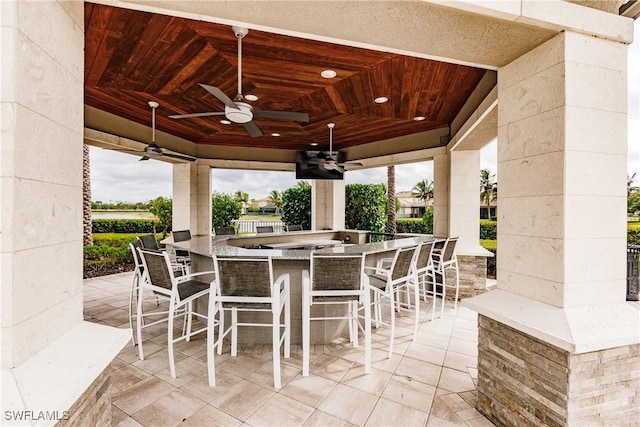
[84,272,495,427]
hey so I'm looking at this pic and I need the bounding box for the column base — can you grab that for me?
[465,290,640,426]
[477,315,640,426]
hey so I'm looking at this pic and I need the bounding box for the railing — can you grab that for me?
[233,220,285,234]
[627,245,639,301]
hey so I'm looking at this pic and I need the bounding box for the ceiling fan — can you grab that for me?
[307,123,363,173]
[168,26,309,137]
[114,101,197,162]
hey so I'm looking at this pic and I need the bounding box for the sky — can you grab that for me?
[90,22,640,204]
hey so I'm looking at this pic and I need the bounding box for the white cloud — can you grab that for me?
[90,147,172,203]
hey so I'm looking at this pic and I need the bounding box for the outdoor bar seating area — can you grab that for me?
[127,230,463,388]
[84,229,486,426]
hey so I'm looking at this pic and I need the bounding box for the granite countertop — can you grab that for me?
[167,233,432,260]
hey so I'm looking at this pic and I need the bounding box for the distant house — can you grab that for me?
[257,197,277,214]
[397,191,429,218]
[480,200,497,220]
[396,190,497,219]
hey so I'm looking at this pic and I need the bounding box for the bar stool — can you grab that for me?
[207,256,290,389]
[302,253,372,377]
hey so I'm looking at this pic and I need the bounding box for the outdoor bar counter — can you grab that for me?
[168,230,432,344]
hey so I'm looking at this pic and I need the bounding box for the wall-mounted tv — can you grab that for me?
[295,151,345,180]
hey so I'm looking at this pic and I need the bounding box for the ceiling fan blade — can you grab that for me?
[243,121,264,137]
[253,110,309,122]
[169,112,225,119]
[163,152,197,162]
[199,84,238,109]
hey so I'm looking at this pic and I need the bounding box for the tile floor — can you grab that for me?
[84,272,495,427]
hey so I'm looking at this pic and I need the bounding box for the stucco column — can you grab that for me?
[1,1,129,422]
[432,153,450,238]
[311,179,345,230]
[173,163,212,236]
[466,31,639,426]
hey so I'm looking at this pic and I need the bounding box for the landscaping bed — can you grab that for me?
[83,233,160,279]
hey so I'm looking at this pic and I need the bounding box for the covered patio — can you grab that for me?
[2,1,639,426]
[86,271,493,427]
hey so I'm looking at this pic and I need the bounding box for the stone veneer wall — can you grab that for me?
[477,315,640,426]
[456,255,488,299]
[56,367,111,427]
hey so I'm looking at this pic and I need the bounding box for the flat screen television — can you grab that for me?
[295,151,344,180]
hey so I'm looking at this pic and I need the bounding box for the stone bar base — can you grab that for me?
[477,315,640,426]
[456,254,489,299]
[56,367,111,427]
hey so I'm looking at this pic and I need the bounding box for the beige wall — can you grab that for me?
[497,31,628,308]
[311,180,345,231]
[173,164,212,236]
[1,0,85,368]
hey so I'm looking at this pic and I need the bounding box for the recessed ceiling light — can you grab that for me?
[321,70,337,79]
[413,116,426,121]
[220,119,231,125]
[310,142,318,146]
[271,133,280,137]
[245,94,259,101]
[374,97,389,104]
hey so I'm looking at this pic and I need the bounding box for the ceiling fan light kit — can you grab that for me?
[225,102,253,123]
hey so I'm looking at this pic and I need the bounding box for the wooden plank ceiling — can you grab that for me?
[84,3,486,155]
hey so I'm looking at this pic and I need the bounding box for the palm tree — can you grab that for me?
[628,172,639,196]
[234,190,249,215]
[412,179,434,209]
[386,165,396,234]
[267,190,282,215]
[82,145,92,245]
[480,168,498,219]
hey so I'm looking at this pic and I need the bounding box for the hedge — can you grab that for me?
[396,219,429,234]
[629,222,640,245]
[480,220,497,240]
[92,219,163,234]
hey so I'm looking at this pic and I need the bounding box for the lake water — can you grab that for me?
[92,211,156,219]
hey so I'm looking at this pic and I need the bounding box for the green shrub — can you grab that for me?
[345,184,386,232]
[83,244,130,264]
[149,196,172,238]
[422,207,434,234]
[480,219,497,240]
[212,193,242,229]
[629,222,640,245]
[84,233,163,272]
[92,233,141,246]
[396,218,428,234]
[92,219,163,234]
[281,184,311,230]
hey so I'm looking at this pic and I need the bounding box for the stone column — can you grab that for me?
[311,179,345,230]
[432,153,450,238]
[466,31,639,426]
[1,1,129,422]
[173,163,212,236]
